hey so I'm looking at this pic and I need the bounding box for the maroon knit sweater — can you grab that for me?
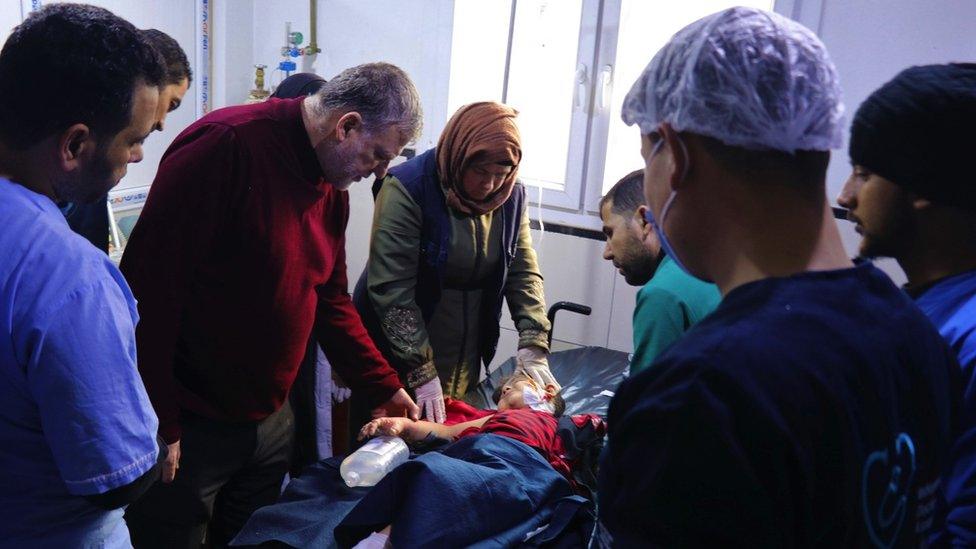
[121,98,402,443]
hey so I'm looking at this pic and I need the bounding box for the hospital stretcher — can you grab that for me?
[232,304,629,547]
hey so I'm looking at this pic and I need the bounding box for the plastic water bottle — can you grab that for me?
[340,436,409,488]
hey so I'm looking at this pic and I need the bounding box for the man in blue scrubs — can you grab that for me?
[0,5,165,547]
[598,7,960,546]
[838,63,976,545]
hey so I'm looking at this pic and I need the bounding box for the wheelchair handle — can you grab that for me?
[546,301,592,347]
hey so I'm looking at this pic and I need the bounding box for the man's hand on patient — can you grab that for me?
[359,412,491,445]
[359,417,417,442]
[371,388,421,421]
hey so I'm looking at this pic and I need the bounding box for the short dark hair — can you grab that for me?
[492,373,567,418]
[600,169,645,216]
[142,28,192,86]
[550,391,566,418]
[271,72,327,99]
[0,4,165,150]
[698,135,830,186]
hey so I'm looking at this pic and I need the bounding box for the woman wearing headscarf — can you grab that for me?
[354,102,555,423]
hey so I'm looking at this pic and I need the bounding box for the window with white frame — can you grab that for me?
[449,0,777,229]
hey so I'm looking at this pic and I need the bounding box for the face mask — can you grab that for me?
[522,385,555,414]
[643,134,710,281]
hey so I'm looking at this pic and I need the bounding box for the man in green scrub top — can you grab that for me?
[600,169,721,374]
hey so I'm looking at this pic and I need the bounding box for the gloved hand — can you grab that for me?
[352,530,391,549]
[330,382,352,404]
[515,346,561,392]
[414,377,446,423]
[325,350,352,404]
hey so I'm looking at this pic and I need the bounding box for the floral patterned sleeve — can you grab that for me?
[366,177,438,388]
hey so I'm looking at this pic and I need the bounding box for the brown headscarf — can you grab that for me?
[436,102,521,216]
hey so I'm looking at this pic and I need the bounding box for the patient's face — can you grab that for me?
[497,378,532,411]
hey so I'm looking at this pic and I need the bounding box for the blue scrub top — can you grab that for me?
[599,262,959,546]
[913,270,976,545]
[0,178,159,547]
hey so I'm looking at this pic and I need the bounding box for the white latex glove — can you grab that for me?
[331,383,352,404]
[320,346,351,404]
[353,530,392,549]
[516,346,561,392]
[414,378,447,423]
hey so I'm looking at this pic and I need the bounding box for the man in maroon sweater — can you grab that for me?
[121,62,422,548]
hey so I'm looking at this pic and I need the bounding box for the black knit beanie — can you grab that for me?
[849,63,976,210]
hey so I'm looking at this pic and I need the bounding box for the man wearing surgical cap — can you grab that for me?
[838,63,976,545]
[598,7,959,546]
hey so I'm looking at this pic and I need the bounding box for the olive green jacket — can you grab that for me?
[366,176,550,396]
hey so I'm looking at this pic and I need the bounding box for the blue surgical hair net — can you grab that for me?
[621,6,844,153]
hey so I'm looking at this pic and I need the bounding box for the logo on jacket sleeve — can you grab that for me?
[862,433,916,548]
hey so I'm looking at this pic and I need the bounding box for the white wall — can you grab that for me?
[0,4,21,44]
[213,0,254,110]
[234,0,454,152]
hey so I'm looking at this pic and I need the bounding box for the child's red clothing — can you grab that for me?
[443,397,493,424]
[445,399,606,489]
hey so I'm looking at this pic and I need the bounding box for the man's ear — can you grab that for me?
[543,383,557,396]
[335,112,363,142]
[635,205,652,236]
[58,124,93,173]
[659,123,689,191]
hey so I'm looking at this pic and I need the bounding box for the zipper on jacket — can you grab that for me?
[451,216,487,396]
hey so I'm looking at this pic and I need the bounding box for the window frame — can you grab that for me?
[466,0,822,231]
[500,0,602,212]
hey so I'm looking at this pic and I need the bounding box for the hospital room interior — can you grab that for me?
[2,0,975,547]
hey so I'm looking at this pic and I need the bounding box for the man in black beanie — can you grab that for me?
[838,62,976,545]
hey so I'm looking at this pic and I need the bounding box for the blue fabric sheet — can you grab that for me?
[231,457,364,548]
[232,434,592,548]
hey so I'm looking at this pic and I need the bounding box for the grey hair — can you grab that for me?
[314,62,422,142]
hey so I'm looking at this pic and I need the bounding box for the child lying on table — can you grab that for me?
[359,372,565,443]
[359,372,606,495]
[232,374,607,548]
[349,374,599,549]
